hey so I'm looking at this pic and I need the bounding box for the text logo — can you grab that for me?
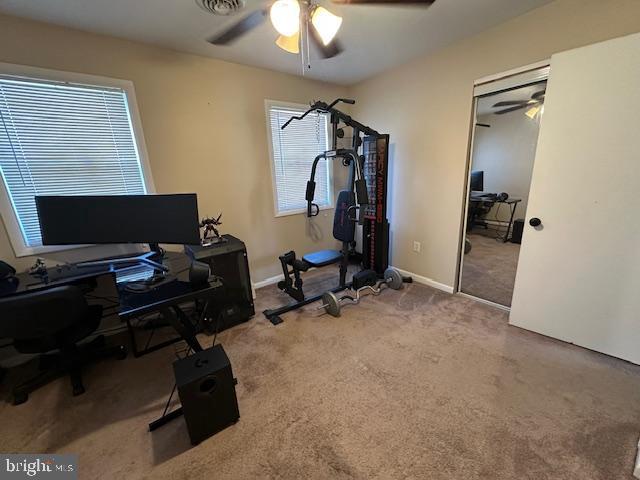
[0,455,77,479]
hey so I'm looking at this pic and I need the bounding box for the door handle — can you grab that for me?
[529,217,542,227]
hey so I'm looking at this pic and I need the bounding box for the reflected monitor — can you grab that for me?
[470,171,484,192]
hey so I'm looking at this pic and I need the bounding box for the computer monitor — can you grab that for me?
[36,194,200,247]
[470,171,484,192]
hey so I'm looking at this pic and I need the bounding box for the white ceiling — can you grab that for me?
[476,82,546,116]
[0,0,553,85]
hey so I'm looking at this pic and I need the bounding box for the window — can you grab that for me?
[266,100,332,216]
[0,65,152,256]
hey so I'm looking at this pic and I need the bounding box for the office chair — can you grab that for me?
[467,198,493,230]
[0,285,127,405]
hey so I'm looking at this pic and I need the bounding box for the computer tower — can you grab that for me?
[511,219,525,244]
[185,235,254,331]
[173,345,240,445]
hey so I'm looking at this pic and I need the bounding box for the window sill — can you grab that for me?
[12,243,93,258]
[275,204,334,218]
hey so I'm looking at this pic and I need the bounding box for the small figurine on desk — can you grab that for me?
[29,258,47,277]
[200,213,226,247]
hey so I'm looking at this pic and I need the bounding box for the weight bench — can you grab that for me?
[303,250,343,267]
[267,190,356,324]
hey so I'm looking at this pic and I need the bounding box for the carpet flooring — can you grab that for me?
[1,266,640,479]
[461,232,521,306]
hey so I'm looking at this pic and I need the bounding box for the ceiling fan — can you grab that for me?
[493,89,546,116]
[205,0,436,60]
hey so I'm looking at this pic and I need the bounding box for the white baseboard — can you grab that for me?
[253,274,283,290]
[390,266,454,294]
[252,267,321,298]
[251,273,283,299]
[251,267,455,298]
[634,437,640,479]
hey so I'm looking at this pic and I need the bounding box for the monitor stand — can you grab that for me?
[75,243,169,272]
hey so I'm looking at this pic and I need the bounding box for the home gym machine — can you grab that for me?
[263,98,401,325]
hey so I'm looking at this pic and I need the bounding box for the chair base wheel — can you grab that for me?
[72,384,86,396]
[13,392,28,405]
[116,346,128,360]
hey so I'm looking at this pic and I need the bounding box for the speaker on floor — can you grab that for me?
[173,345,240,445]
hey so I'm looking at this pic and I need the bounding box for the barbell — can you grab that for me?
[318,267,407,317]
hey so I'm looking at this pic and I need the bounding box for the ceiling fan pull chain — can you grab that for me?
[300,32,305,76]
[299,11,306,76]
[306,18,311,71]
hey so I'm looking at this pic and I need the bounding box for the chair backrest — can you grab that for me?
[0,285,89,340]
[333,190,356,243]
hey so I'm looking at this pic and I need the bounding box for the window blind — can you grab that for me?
[0,76,147,247]
[268,105,330,214]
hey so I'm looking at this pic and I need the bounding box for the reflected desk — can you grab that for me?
[468,193,522,243]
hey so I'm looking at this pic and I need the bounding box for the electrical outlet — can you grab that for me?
[413,241,421,253]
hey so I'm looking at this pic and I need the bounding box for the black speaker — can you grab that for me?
[173,345,240,445]
[189,260,211,286]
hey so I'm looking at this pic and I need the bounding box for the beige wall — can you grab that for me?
[349,0,640,288]
[473,109,541,222]
[3,0,640,288]
[0,14,347,283]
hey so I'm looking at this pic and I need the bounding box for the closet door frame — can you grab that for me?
[455,60,550,307]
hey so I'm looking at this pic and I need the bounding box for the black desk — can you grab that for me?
[2,255,223,350]
[0,252,224,429]
[117,254,223,357]
[468,193,522,242]
[0,264,115,298]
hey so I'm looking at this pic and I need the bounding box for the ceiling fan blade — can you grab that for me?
[531,90,546,100]
[309,27,343,59]
[494,104,530,115]
[331,0,434,4]
[492,100,527,107]
[207,9,268,45]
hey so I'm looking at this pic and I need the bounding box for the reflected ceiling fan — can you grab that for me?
[493,89,546,117]
[204,0,436,60]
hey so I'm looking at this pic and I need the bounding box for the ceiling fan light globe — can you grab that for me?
[276,32,300,54]
[270,0,300,37]
[525,105,540,119]
[311,6,342,46]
